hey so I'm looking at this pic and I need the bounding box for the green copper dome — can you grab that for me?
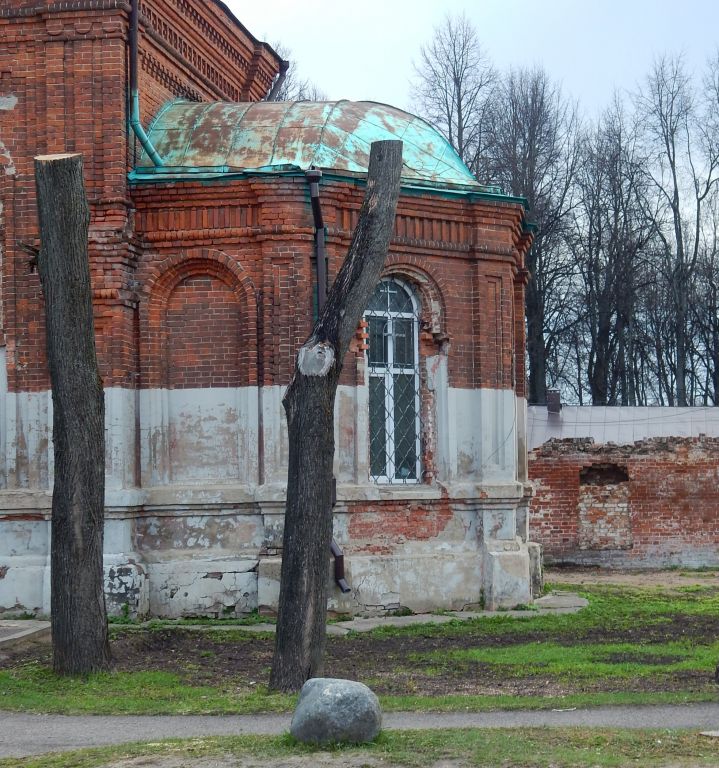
[136,99,479,188]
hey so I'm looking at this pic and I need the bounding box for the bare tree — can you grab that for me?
[411,13,495,176]
[269,43,327,102]
[634,54,719,405]
[486,66,580,404]
[686,188,719,403]
[34,153,110,675]
[269,141,403,693]
[569,97,656,405]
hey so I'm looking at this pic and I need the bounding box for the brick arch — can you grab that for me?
[139,249,257,388]
[381,259,448,343]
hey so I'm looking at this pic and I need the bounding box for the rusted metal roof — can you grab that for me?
[136,99,480,188]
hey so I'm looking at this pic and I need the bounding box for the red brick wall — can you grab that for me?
[0,0,280,393]
[128,175,530,484]
[529,437,719,567]
[166,274,243,388]
[134,0,280,160]
[344,496,455,556]
[0,3,130,391]
[0,0,528,413]
[131,176,530,391]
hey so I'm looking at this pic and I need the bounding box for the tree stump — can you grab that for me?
[34,153,110,675]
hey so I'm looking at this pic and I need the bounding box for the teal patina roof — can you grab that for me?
[136,99,481,189]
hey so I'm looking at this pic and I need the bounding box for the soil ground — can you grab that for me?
[109,757,431,768]
[545,565,719,589]
[1,568,717,700]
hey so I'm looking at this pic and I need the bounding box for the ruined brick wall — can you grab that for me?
[529,437,719,567]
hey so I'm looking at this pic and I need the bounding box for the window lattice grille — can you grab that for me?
[365,279,421,483]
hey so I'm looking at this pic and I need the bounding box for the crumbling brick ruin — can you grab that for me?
[529,436,719,568]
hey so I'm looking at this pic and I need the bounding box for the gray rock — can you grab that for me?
[290,677,382,745]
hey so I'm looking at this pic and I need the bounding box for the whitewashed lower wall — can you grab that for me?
[0,366,532,616]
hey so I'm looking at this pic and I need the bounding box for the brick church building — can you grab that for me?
[0,0,536,617]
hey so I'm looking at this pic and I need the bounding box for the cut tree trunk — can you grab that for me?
[269,140,403,692]
[34,153,110,675]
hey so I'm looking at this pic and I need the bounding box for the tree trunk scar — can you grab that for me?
[298,342,335,377]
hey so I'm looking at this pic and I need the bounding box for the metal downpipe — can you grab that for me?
[306,168,327,309]
[307,178,352,596]
[266,59,290,101]
[129,0,163,167]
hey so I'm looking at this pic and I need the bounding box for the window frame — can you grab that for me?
[365,277,422,484]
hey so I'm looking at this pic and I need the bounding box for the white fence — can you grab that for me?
[527,405,719,451]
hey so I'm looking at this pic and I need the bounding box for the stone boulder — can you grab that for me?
[290,677,382,745]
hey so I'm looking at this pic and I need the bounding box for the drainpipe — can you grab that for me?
[331,480,351,594]
[129,0,163,167]
[266,59,290,102]
[331,540,351,594]
[306,178,351,595]
[306,168,327,310]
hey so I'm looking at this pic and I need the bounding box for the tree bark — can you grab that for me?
[34,153,110,675]
[269,140,403,692]
[526,274,547,405]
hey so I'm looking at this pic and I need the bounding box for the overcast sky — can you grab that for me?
[229,0,719,118]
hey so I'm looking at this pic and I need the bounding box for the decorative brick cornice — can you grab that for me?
[139,0,255,102]
[1,1,129,19]
[140,49,204,102]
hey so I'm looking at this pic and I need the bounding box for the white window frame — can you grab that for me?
[365,278,422,484]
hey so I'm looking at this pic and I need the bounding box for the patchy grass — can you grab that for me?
[0,667,294,715]
[2,729,719,768]
[379,689,717,711]
[108,609,275,628]
[1,581,717,715]
[0,663,714,716]
[362,582,719,640]
[413,639,719,680]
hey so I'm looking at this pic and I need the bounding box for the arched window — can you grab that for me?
[365,278,421,483]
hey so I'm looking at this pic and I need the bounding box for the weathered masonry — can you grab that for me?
[0,0,536,617]
[528,407,719,567]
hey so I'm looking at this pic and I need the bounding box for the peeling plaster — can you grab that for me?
[0,141,15,176]
[0,382,531,616]
[105,561,149,617]
[147,560,257,617]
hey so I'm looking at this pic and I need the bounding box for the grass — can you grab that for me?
[108,608,274,628]
[361,581,719,640]
[2,728,719,768]
[379,689,717,711]
[0,664,715,715]
[0,666,294,715]
[1,581,717,716]
[413,639,719,680]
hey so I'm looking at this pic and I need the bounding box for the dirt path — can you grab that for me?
[546,566,719,589]
[109,758,426,768]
